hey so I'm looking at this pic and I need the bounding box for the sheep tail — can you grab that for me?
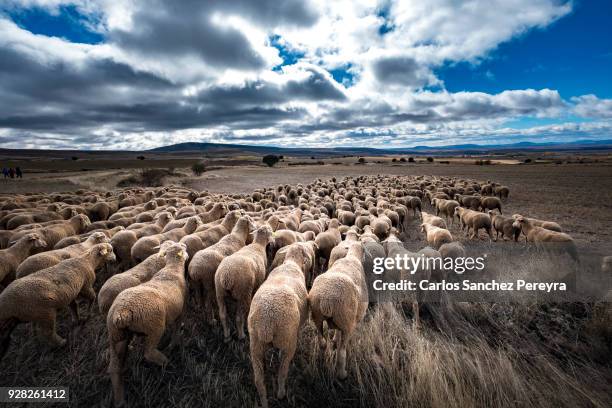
[0,318,19,361]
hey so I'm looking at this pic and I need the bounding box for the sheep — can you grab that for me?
[512,214,562,232]
[111,211,173,266]
[98,241,174,315]
[439,241,466,260]
[0,243,115,359]
[479,196,503,214]
[106,243,189,407]
[247,243,314,408]
[328,228,359,268]
[420,223,453,249]
[455,194,481,210]
[131,216,202,263]
[15,232,110,278]
[8,214,91,251]
[454,207,493,240]
[161,202,227,232]
[314,218,342,271]
[0,233,47,286]
[215,225,274,341]
[432,198,459,225]
[180,209,242,260]
[421,211,447,228]
[308,242,368,379]
[53,226,124,249]
[513,216,578,262]
[370,212,392,241]
[494,185,510,200]
[488,211,518,241]
[188,216,254,324]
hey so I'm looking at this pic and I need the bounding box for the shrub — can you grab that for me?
[524,158,532,164]
[262,154,280,167]
[392,158,397,162]
[71,156,79,161]
[279,155,284,159]
[426,157,434,163]
[191,162,206,176]
[357,157,367,164]
[311,156,316,160]
[137,155,146,160]
[408,157,415,163]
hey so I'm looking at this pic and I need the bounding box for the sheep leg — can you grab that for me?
[336,330,349,380]
[109,339,129,407]
[250,340,268,408]
[311,311,326,349]
[143,326,169,367]
[217,290,230,342]
[277,341,296,400]
[69,300,80,323]
[38,313,66,347]
[236,297,250,340]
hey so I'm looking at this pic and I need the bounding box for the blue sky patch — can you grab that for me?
[270,34,304,71]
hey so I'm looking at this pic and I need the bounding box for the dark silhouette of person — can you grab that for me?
[2,167,8,179]
[15,167,22,178]
[9,168,15,179]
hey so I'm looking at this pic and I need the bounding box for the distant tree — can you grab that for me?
[71,156,79,161]
[262,155,280,167]
[524,158,532,164]
[392,158,398,162]
[357,157,366,164]
[137,155,146,160]
[408,157,415,163]
[311,156,316,160]
[399,157,407,162]
[191,162,206,176]
[426,157,434,163]
[279,155,284,159]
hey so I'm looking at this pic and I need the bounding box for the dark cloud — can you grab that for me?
[372,56,435,88]
[109,0,318,70]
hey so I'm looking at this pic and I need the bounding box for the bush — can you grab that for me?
[137,155,146,160]
[357,157,367,164]
[279,155,284,159]
[262,155,280,167]
[117,168,170,187]
[399,157,407,162]
[191,162,206,176]
[311,156,316,160]
[71,156,79,161]
[524,158,532,164]
[392,158,398,162]
[426,157,434,163]
[408,157,415,163]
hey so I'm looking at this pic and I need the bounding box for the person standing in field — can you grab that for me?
[9,168,15,179]
[15,167,22,178]
[2,167,8,179]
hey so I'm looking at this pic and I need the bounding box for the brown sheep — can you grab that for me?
[494,185,510,200]
[432,198,459,225]
[454,207,493,240]
[107,243,189,407]
[8,214,91,251]
[0,243,115,359]
[421,211,447,229]
[314,218,342,271]
[513,216,578,262]
[512,214,562,232]
[130,217,202,263]
[215,225,274,341]
[420,223,453,249]
[180,210,242,261]
[479,196,503,214]
[488,211,518,241]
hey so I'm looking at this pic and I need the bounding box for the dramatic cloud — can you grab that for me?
[0,0,609,150]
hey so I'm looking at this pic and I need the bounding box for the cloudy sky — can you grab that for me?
[1,0,611,150]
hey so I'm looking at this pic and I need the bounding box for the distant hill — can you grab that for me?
[149,139,612,155]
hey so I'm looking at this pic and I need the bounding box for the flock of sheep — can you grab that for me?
[0,175,581,407]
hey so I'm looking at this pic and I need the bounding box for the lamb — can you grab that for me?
[420,223,453,249]
[15,232,110,278]
[0,243,115,359]
[314,218,342,271]
[479,196,503,214]
[488,211,518,241]
[131,216,202,263]
[454,207,493,240]
[215,225,274,341]
[97,241,175,315]
[308,242,368,379]
[421,211,447,228]
[247,243,314,408]
[513,216,578,261]
[188,216,254,323]
[106,243,189,407]
[0,233,47,286]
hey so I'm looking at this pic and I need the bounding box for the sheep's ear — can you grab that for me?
[100,246,108,255]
